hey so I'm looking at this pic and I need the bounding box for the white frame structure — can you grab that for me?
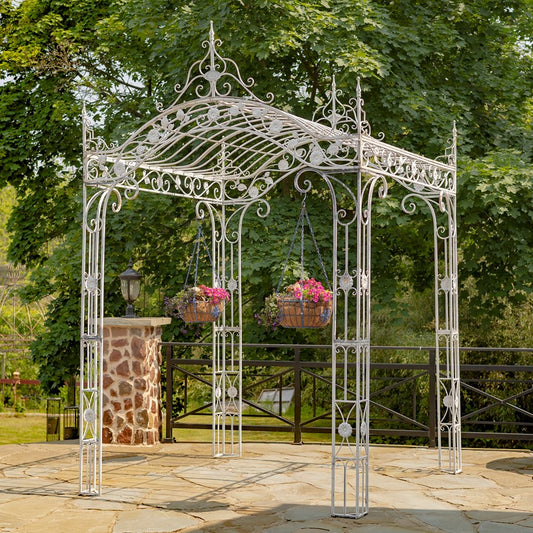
[80,25,461,517]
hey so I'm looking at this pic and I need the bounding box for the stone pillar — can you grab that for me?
[102,317,171,445]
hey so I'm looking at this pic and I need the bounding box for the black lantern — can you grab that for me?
[119,259,142,318]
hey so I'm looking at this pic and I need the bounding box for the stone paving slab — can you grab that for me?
[0,441,531,532]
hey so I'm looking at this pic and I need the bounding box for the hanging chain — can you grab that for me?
[276,196,331,293]
[184,237,198,289]
[300,202,305,282]
[276,207,305,294]
[183,221,214,289]
[304,209,331,291]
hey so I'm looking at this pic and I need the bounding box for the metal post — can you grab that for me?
[184,374,188,413]
[278,375,283,417]
[164,345,174,443]
[1,352,5,401]
[428,348,437,448]
[312,375,317,418]
[293,348,302,444]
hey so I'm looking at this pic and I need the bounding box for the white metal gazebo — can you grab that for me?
[80,24,461,518]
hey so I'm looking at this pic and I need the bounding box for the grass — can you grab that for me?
[0,410,429,448]
[0,410,330,447]
[0,411,325,447]
[164,412,333,445]
[0,413,47,445]
[166,426,331,444]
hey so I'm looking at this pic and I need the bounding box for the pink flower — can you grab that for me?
[197,285,230,303]
[286,278,331,302]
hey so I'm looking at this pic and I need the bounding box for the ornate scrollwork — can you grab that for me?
[436,121,457,170]
[83,25,456,212]
[83,273,100,298]
[165,21,273,108]
[338,272,354,292]
[361,138,455,194]
[313,76,359,134]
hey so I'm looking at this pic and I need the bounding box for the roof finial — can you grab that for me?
[209,20,215,45]
[330,75,337,128]
[207,21,217,96]
[82,99,89,150]
[209,21,215,66]
[356,77,362,134]
[451,120,457,167]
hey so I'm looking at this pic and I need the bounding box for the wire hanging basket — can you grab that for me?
[277,296,332,328]
[180,298,225,323]
[165,221,229,324]
[174,285,229,323]
[257,197,332,330]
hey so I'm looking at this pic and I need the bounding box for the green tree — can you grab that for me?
[0,185,16,263]
[458,150,533,336]
[0,0,531,389]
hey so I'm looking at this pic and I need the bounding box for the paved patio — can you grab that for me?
[0,440,531,532]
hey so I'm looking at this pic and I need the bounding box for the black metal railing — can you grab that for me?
[161,343,533,447]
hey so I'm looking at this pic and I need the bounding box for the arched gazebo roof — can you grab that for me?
[83,24,456,204]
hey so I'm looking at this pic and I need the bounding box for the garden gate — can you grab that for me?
[80,24,461,518]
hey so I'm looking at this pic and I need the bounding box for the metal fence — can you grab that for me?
[161,343,533,447]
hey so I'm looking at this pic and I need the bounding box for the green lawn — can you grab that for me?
[0,412,332,446]
[170,428,331,445]
[0,413,47,445]
[164,413,332,444]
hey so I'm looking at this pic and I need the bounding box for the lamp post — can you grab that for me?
[119,259,142,318]
[12,370,20,406]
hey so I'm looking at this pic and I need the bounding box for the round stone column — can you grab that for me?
[102,317,171,445]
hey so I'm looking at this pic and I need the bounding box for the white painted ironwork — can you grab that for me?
[80,22,461,514]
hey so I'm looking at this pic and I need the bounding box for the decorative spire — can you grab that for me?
[167,22,268,106]
[356,77,362,135]
[82,100,89,153]
[312,76,358,134]
[452,120,457,166]
[331,75,337,128]
[209,20,215,44]
[207,21,217,96]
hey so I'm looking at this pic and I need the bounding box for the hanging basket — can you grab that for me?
[258,197,333,330]
[179,299,225,323]
[277,297,332,329]
[166,286,230,324]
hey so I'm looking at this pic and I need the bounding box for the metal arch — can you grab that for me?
[79,183,116,495]
[399,187,461,474]
[79,24,461,515]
